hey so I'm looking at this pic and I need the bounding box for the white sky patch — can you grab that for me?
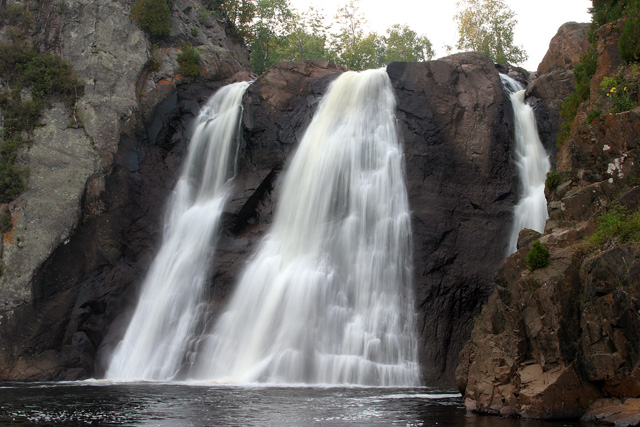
[287,0,592,71]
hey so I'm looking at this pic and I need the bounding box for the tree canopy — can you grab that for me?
[454,0,527,65]
[219,0,436,74]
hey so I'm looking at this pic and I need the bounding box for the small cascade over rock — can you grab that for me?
[501,74,550,254]
[105,81,250,380]
[191,69,420,386]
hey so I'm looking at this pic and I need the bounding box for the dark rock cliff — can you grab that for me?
[0,4,518,384]
[388,55,516,385]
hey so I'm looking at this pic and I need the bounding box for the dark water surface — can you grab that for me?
[0,383,595,426]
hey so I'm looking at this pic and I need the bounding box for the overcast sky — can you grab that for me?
[287,0,592,71]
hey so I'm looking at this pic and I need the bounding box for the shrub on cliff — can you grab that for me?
[557,47,597,146]
[526,240,550,271]
[588,205,640,248]
[0,42,84,203]
[590,0,627,27]
[177,42,200,77]
[131,0,171,39]
[619,0,640,62]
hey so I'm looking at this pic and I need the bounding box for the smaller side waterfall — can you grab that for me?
[105,81,250,381]
[501,75,550,254]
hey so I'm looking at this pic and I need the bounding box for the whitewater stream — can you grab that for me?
[501,74,550,254]
[106,82,250,380]
[191,69,419,385]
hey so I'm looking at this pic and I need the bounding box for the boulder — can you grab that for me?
[537,22,591,75]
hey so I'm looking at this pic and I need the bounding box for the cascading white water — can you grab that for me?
[191,69,420,386]
[106,81,250,380]
[501,75,551,254]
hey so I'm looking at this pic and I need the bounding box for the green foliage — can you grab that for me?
[454,0,527,65]
[330,0,433,70]
[149,44,162,72]
[383,24,434,63]
[587,205,640,248]
[0,208,12,234]
[601,73,637,113]
[590,0,627,27]
[131,0,171,39]
[619,0,640,62]
[0,4,33,27]
[0,135,28,203]
[545,171,562,192]
[177,42,200,77]
[22,54,81,99]
[197,6,213,23]
[557,47,598,146]
[586,109,602,124]
[0,43,83,203]
[191,27,199,38]
[203,0,256,41]
[249,0,297,74]
[249,0,435,73]
[526,240,550,271]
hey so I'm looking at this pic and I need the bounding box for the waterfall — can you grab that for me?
[106,81,250,380]
[191,69,420,386]
[501,74,550,254]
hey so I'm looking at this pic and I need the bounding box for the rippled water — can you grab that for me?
[0,383,594,426]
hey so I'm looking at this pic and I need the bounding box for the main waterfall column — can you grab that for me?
[192,69,420,386]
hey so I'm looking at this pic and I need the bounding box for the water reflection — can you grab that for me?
[0,383,594,426]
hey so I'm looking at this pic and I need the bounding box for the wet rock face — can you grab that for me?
[0,42,517,384]
[387,54,516,385]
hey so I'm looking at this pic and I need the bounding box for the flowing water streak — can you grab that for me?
[192,69,419,385]
[501,75,550,254]
[106,81,250,380]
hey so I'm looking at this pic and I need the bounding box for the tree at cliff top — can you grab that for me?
[131,0,171,39]
[454,0,527,65]
[247,0,434,73]
[249,0,296,74]
[383,24,435,64]
[204,0,257,40]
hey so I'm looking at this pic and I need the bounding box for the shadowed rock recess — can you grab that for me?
[0,3,518,385]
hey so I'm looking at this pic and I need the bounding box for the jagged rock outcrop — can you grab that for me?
[527,22,591,166]
[457,18,640,420]
[0,0,250,379]
[538,22,591,75]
